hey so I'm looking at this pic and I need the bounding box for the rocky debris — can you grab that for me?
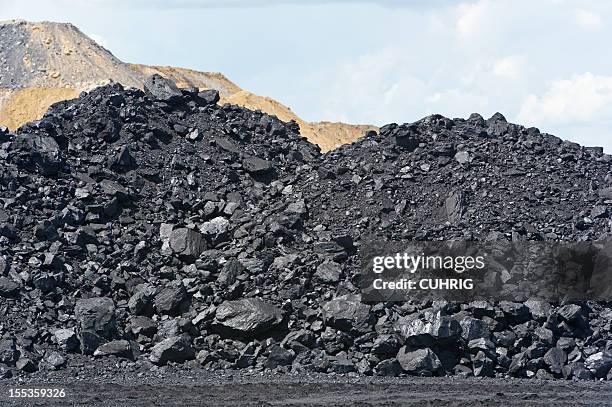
[242,156,273,174]
[16,358,38,373]
[154,284,187,315]
[42,352,67,371]
[199,89,220,105]
[395,310,461,346]
[128,284,157,315]
[375,358,403,377]
[264,344,295,369]
[585,352,612,378]
[2,76,612,380]
[314,261,342,284]
[322,294,374,335]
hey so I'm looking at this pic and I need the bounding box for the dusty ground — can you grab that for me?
[2,368,612,407]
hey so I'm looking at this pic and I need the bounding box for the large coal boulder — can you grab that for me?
[9,134,63,175]
[144,74,183,103]
[396,347,442,376]
[74,297,116,355]
[169,228,206,261]
[321,294,374,335]
[394,310,462,346]
[149,336,196,365]
[213,299,283,338]
[0,338,19,366]
[0,277,20,298]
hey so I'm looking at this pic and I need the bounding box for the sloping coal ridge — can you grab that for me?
[1,75,612,382]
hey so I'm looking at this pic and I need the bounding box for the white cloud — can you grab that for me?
[456,0,489,38]
[517,73,612,125]
[492,55,525,79]
[320,45,492,125]
[575,9,602,30]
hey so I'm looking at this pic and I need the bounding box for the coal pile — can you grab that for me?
[1,74,612,381]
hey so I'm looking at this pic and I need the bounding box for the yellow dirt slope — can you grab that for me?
[129,64,241,98]
[0,20,377,151]
[224,91,377,151]
[0,87,79,131]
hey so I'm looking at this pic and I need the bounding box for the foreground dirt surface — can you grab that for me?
[2,370,612,406]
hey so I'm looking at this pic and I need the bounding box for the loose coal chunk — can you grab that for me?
[213,299,283,338]
[0,277,20,298]
[396,347,442,376]
[144,74,183,102]
[74,297,116,355]
[149,336,195,365]
[242,155,272,174]
[169,228,206,260]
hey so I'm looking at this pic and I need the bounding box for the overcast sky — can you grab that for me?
[1,0,611,151]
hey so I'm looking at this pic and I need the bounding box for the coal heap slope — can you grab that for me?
[1,76,612,381]
[305,113,612,243]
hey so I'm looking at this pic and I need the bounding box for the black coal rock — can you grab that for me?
[213,298,283,338]
[2,76,612,380]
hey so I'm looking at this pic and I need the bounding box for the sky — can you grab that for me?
[1,0,611,151]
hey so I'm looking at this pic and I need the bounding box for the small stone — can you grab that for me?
[454,151,471,164]
[74,297,116,355]
[0,277,19,297]
[0,338,19,365]
[44,352,66,370]
[585,351,612,378]
[322,294,374,335]
[242,156,272,174]
[144,74,182,102]
[169,228,206,260]
[198,89,220,105]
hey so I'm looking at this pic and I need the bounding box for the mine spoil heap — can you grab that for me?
[1,75,612,380]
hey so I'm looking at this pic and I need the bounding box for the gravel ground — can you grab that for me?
[2,370,612,406]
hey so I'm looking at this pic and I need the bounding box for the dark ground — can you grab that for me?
[2,367,612,407]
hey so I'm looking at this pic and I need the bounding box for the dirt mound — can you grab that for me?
[0,20,141,89]
[0,87,79,130]
[0,20,374,151]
